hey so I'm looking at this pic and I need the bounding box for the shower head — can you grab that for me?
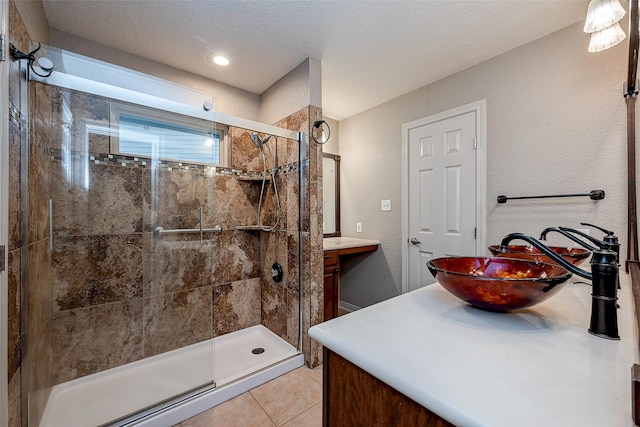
[251,133,272,148]
[251,133,262,148]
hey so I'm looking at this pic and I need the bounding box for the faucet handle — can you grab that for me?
[580,222,615,237]
[559,226,611,250]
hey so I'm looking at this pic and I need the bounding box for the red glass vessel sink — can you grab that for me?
[487,245,590,266]
[427,257,572,311]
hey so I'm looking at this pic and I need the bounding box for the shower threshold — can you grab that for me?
[39,325,302,427]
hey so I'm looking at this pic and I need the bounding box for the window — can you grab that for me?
[111,102,228,166]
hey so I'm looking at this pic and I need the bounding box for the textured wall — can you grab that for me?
[260,58,322,126]
[339,86,429,306]
[339,22,629,308]
[12,0,49,44]
[321,117,340,156]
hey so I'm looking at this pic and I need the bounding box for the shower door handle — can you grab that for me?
[199,206,203,243]
[0,245,5,273]
[410,238,421,245]
[49,199,54,251]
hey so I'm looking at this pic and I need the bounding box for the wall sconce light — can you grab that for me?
[312,120,331,145]
[584,0,627,52]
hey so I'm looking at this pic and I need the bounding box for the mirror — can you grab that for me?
[323,153,340,237]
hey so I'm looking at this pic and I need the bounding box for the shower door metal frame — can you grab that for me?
[17,55,30,427]
[0,0,9,425]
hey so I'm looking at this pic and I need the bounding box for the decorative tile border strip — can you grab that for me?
[8,101,21,128]
[49,148,299,177]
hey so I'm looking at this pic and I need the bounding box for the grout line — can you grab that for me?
[299,364,323,385]
[276,401,322,427]
[250,368,322,426]
[248,391,278,426]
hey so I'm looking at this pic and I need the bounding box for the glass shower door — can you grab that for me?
[35,84,217,426]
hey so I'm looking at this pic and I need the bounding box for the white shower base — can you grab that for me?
[39,325,303,427]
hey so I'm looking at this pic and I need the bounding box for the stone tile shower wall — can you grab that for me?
[232,127,302,347]
[223,108,323,368]
[267,106,324,368]
[306,105,325,368]
[7,3,26,425]
[7,4,24,424]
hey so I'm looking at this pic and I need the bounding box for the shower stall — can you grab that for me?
[12,45,312,426]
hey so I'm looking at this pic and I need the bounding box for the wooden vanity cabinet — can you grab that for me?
[324,250,339,321]
[323,348,454,427]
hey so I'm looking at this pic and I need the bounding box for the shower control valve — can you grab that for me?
[271,263,283,283]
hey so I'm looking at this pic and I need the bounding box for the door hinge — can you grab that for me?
[0,245,5,273]
[474,227,477,240]
[473,137,477,149]
[0,34,6,62]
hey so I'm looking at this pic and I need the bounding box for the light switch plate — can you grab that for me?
[381,200,391,211]
[356,222,362,233]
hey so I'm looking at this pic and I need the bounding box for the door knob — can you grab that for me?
[410,237,421,245]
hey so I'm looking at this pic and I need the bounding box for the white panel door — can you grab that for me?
[407,110,477,291]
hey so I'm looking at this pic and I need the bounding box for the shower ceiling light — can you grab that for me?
[211,55,230,66]
[584,0,626,33]
[588,21,627,52]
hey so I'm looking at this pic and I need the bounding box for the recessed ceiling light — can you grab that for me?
[211,55,229,66]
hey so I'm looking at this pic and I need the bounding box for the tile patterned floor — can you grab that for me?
[176,366,323,427]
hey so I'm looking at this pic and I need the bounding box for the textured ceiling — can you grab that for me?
[41,0,588,120]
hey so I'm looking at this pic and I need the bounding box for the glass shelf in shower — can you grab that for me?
[236,176,271,182]
[236,225,263,231]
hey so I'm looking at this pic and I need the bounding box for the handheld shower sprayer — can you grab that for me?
[251,133,271,149]
[250,132,280,232]
[251,133,262,149]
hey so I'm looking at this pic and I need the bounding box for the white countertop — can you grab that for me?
[323,237,380,250]
[309,276,638,426]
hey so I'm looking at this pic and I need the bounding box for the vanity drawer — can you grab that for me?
[324,250,339,268]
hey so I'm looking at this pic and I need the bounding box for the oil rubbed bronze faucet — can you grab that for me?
[498,233,620,340]
[541,225,621,289]
[539,227,601,252]
[578,223,621,268]
[540,225,619,257]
